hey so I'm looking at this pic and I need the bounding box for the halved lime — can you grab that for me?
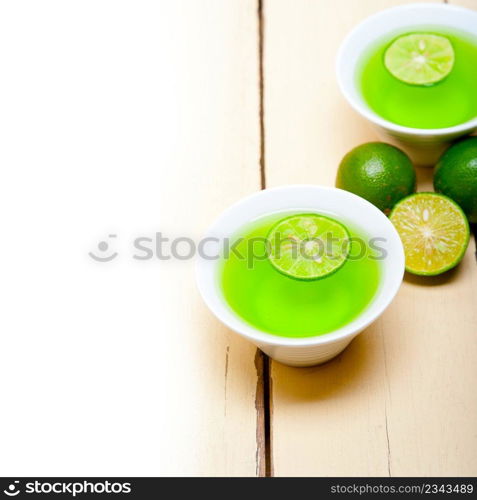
[267,214,350,280]
[390,193,469,276]
[384,33,454,86]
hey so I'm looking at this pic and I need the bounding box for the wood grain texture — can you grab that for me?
[449,0,477,9]
[263,0,477,476]
[0,0,260,476]
[155,1,261,476]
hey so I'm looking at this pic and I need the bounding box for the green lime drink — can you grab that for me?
[219,212,381,338]
[358,28,477,129]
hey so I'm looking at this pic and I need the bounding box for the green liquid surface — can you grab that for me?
[358,28,477,129]
[220,212,382,338]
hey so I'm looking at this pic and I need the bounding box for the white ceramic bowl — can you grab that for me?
[196,186,404,367]
[336,3,477,166]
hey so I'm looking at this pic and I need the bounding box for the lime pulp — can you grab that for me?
[384,33,455,86]
[267,214,350,280]
[389,193,469,276]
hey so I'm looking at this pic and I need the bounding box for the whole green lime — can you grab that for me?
[434,137,477,223]
[336,142,416,214]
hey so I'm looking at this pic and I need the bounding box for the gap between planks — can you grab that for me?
[254,0,273,478]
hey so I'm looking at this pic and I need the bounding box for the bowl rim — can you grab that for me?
[196,185,405,347]
[336,2,477,137]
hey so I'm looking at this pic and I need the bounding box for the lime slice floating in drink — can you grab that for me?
[390,193,469,276]
[384,33,455,85]
[267,214,350,280]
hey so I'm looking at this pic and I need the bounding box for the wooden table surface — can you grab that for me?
[1,0,475,477]
[192,0,476,476]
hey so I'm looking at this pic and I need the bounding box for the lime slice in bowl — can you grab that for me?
[384,33,454,86]
[390,193,469,276]
[267,214,350,280]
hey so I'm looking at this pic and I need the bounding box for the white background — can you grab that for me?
[0,0,260,476]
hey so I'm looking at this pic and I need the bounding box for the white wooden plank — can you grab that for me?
[264,0,477,476]
[449,0,477,10]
